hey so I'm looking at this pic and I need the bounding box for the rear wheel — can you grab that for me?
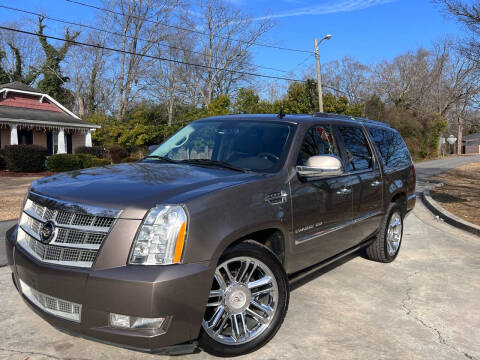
[366,202,404,263]
[199,242,289,357]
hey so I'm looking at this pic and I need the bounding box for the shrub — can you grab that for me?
[76,153,96,168]
[109,145,128,164]
[91,158,110,167]
[75,146,107,159]
[120,157,138,163]
[0,154,5,170]
[46,154,82,172]
[4,145,47,172]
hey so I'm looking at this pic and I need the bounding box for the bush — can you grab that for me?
[120,157,138,163]
[109,145,128,164]
[76,153,96,168]
[4,145,47,172]
[46,154,82,172]
[0,154,5,170]
[75,146,107,159]
[91,158,110,167]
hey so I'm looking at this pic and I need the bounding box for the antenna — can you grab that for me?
[278,108,286,119]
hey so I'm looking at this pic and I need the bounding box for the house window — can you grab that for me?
[47,132,72,154]
[18,130,33,145]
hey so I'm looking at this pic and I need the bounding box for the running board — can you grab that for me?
[288,238,375,286]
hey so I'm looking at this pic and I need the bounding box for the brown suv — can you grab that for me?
[5,113,416,356]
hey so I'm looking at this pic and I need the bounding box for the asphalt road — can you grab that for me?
[414,155,480,180]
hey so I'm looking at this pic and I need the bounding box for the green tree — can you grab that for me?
[233,88,260,114]
[285,79,317,114]
[36,17,80,107]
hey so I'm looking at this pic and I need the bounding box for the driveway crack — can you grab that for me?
[401,272,478,360]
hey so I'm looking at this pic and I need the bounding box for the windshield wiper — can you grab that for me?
[143,155,178,164]
[179,159,248,173]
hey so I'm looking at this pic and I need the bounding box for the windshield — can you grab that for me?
[147,120,296,173]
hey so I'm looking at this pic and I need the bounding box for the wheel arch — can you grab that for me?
[213,225,288,267]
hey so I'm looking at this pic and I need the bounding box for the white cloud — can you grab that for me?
[254,0,397,21]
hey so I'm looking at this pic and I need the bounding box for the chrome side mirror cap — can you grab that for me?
[296,155,344,178]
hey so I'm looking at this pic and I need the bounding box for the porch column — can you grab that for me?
[85,129,92,147]
[57,128,66,154]
[10,124,18,145]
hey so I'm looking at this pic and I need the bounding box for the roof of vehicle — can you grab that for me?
[196,113,391,128]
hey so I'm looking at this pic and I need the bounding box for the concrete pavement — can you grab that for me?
[0,201,479,360]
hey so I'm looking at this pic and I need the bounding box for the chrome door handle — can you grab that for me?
[337,187,352,195]
[371,180,382,188]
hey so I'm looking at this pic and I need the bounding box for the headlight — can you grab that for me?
[129,205,187,265]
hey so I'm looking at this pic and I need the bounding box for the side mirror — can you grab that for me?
[296,155,344,178]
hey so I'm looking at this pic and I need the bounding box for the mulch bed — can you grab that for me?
[0,170,53,177]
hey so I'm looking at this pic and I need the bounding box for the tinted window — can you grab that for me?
[297,125,339,166]
[336,126,373,172]
[150,120,295,173]
[368,127,411,171]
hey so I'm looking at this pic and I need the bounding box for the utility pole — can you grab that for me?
[314,34,332,113]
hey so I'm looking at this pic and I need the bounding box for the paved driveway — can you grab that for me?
[1,202,479,359]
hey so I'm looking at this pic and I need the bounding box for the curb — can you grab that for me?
[422,184,480,237]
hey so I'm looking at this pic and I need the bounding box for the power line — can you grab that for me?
[0,25,307,83]
[0,4,295,75]
[65,0,314,55]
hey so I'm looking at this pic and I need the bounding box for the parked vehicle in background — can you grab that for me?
[5,113,416,356]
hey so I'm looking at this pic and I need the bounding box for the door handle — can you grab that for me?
[336,187,352,195]
[371,180,382,188]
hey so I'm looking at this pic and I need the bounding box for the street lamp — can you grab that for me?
[315,34,332,112]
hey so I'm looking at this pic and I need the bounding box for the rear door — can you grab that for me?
[289,124,359,271]
[334,125,383,245]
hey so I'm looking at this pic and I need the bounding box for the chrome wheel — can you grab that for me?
[386,211,402,256]
[202,256,279,345]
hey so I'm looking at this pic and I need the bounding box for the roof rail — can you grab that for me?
[313,112,390,127]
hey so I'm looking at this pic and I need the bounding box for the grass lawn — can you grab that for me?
[430,162,480,227]
[0,176,42,221]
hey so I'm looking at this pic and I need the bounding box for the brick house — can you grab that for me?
[0,82,100,154]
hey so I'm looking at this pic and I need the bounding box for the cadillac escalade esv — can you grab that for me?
[5,113,416,357]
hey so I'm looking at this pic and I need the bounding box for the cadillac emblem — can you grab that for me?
[40,221,55,244]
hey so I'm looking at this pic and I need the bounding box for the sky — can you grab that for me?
[0,0,468,81]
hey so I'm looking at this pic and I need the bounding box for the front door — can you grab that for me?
[290,124,358,272]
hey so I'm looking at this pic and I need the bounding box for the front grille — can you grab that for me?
[17,192,121,268]
[19,279,82,322]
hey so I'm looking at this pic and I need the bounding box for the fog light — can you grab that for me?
[109,313,166,330]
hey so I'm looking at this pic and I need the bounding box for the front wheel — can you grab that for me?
[198,242,289,357]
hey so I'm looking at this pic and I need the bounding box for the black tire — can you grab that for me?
[365,202,404,263]
[198,242,289,357]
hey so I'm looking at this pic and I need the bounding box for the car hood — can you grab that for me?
[31,162,261,219]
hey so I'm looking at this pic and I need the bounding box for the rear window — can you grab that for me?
[368,127,411,171]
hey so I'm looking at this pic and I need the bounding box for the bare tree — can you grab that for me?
[103,0,178,120]
[321,57,371,104]
[193,0,273,107]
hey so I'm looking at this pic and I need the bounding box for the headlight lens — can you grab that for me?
[129,205,187,265]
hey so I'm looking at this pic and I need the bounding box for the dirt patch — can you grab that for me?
[0,176,43,221]
[430,162,480,226]
[0,170,53,177]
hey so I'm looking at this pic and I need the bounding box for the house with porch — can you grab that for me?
[0,82,99,154]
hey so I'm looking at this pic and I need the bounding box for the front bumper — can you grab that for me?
[5,225,214,353]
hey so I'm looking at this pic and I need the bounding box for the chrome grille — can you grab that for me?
[20,279,82,322]
[17,192,120,268]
